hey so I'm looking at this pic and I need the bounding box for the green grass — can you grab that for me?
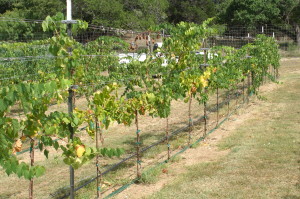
[280,45,300,57]
[138,164,168,184]
[147,60,300,199]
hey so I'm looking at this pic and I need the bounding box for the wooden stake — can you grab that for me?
[216,87,219,126]
[247,73,250,103]
[166,117,170,160]
[243,79,245,103]
[204,100,207,136]
[68,87,76,199]
[135,111,141,178]
[188,94,193,145]
[236,83,238,108]
[227,90,230,116]
[95,118,101,198]
[29,140,35,199]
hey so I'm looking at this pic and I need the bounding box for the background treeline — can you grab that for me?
[0,0,299,40]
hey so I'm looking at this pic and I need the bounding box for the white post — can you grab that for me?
[67,0,72,20]
[262,26,264,33]
[248,33,250,38]
[273,32,275,38]
[148,34,152,54]
[66,1,74,199]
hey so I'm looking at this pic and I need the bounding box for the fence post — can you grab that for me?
[235,83,238,109]
[68,86,76,199]
[148,33,153,55]
[188,93,193,145]
[166,117,170,160]
[29,140,35,199]
[203,48,208,136]
[135,110,141,179]
[95,118,101,198]
[242,78,245,103]
[227,90,230,116]
[216,87,219,126]
[247,73,250,103]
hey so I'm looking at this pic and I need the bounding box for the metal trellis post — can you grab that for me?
[62,1,78,198]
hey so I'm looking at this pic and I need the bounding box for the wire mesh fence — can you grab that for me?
[208,25,299,52]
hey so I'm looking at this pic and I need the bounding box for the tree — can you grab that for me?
[0,0,14,14]
[167,0,216,24]
[125,0,169,28]
[0,0,64,40]
[288,1,300,46]
[218,0,281,27]
[80,0,126,27]
[217,0,300,46]
[71,0,169,29]
[13,0,65,20]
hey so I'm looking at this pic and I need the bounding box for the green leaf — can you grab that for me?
[35,166,46,178]
[53,141,59,150]
[44,149,49,159]
[38,142,43,151]
[62,117,70,124]
[42,21,48,32]
[0,99,6,112]
[5,166,13,176]
[85,147,91,156]
[23,169,30,180]
[63,157,72,165]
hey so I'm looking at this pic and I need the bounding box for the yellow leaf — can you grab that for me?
[13,139,22,154]
[76,145,85,157]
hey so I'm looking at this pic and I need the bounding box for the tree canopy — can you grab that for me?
[0,0,299,38]
[218,0,300,27]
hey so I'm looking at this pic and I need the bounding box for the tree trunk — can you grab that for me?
[296,24,300,47]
